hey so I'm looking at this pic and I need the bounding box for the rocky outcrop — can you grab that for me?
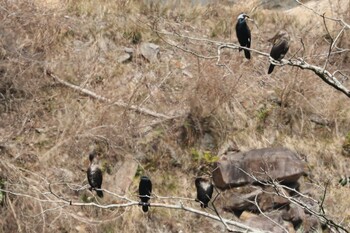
[212,147,307,189]
[213,147,321,233]
[221,186,290,213]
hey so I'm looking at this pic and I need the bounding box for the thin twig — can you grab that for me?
[212,202,235,232]
[253,195,288,233]
[322,13,334,71]
[237,167,348,233]
[6,191,23,233]
[294,0,350,29]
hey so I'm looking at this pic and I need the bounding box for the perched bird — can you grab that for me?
[268,30,290,74]
[87,151,103,198]
[235,13,251,59]
[139,176,152,212]
[195,177,214,208]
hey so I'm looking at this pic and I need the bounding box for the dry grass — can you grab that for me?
[0,0,349,232]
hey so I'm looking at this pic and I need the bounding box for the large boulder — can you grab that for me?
[213,147,307,189]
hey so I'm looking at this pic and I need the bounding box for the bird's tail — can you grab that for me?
[142,205,149,212]
[268,64,275,74]
[96,190,104,198]
[244,49,251,59]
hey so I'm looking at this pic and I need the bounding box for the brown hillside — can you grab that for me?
[0,0,349,232]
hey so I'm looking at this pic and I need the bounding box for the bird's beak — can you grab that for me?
[245,15,250,19]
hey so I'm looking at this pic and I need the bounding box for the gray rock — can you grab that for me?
[108,154,138,195]
[118,47,134,63]
[217,140,240,156]
[213,147,307,189]
[282,203,305,228]
[257,186,291,212]
[221,186,290,213]
[261,0,299,9]
[301,214,322,233]
[200,133,215,150]
[221,186,263,212]
[118,53,132,63]
[140,42,160,62]
[124,47,134,54]
[241,211,295,233]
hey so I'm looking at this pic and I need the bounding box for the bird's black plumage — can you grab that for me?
[236,13,251,59]
[195,177,213,208]
[268,30,290,74]
[87,151,103,198]
[139,176,152,212]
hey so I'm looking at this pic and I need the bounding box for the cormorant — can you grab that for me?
[268,30,290,74]
[195,177,214,208]
[139,176,152,212]
[236,13,251,59]
[87,151,103,198]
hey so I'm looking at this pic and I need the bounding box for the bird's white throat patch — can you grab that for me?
[237,13,246,20]
[201,181,211,191]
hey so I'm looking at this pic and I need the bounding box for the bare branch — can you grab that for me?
[153,26,350,98]
[212,202,235,232]
[237,168,349,233]
[294,0,350,29]
[322,13,334,71]
[156,32,218,60]
[45,70,181,119]
[253,195,288,233]
[284,58,350,97]
[1,185,271,233]
[6,191,23,233]
[219,44,350,97]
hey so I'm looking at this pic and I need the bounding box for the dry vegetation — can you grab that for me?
[0,0,350,232]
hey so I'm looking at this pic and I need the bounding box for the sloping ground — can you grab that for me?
[0,0,349,232]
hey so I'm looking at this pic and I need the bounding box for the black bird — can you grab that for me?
[139,176,152,212]
[87,151,103,198]
[195,177,214,208]
[268,30,290,74]
[236,13,251,59]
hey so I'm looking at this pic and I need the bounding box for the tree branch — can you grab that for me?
[218,44,350,97]
[295,0,350,29]
[0,185,271,233]
[45,70,180,119]
[237,168,349,233]
[150,20,350,98]
[253,195,288,233]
